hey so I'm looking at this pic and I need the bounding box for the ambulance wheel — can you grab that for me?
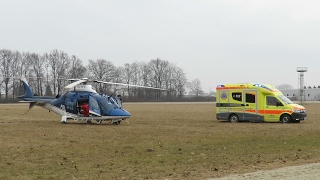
[280,114,292,123]
[229,114,239,123]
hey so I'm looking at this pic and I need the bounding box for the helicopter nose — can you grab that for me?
[109,109,131,116]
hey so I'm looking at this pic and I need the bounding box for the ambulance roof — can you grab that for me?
[216,84,280,92]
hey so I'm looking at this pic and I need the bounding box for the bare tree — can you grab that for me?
[122,63,133,96]
[28,53,46,95]
[48,50,59,95]
[10,51,23,97]
[57,51,70,95]
[172,67,187,98]
[18,52,35,96]
[130,62,140,97]
[48,49,71,95]
[111,66,124,95]
[162,63,186,98]
[149,58,169,99]
[188,78,203,96]
[42,53,53,96]
[0,49,14,100]
[88,59,115,93]
[21,52,33,77]
[137,62,152,98]
[0,48,195,102]
[68,55,87,79]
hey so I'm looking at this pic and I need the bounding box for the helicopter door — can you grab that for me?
[88,95,101,116]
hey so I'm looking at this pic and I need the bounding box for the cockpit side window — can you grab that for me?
[266,96,279,106]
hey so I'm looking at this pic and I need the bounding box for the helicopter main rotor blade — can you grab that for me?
[65,79,87,89]
[94,80,169,91]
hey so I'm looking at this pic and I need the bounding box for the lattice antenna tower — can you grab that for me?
[297,67,307,104]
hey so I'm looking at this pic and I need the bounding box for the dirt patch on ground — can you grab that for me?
[207,163,320,180]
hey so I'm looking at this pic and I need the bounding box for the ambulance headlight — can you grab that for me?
[293,109,306,113]
[292,109,299,113]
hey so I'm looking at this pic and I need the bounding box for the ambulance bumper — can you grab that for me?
[292,112,307,120]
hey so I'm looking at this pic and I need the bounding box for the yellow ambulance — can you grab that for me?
[216,84,307,123]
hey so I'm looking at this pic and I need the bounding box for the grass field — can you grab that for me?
[1,102,320,180]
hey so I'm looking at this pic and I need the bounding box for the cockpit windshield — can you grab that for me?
[109,97,121,108]
[277,95,294,104]
[94,95,120,111]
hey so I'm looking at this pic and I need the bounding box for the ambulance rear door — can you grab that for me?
[216,90,230,120]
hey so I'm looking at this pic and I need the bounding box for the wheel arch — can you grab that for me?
[228,113,239,123]
[280,113,292,123]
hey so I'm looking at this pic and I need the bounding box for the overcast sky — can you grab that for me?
[1,0,320,92]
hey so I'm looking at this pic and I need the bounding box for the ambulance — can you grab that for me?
[216,84,307,123]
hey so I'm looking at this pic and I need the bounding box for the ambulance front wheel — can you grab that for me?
[280,114,292,123]
[229,114,239,123]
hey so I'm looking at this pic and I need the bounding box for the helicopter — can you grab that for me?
[17,77,167,125]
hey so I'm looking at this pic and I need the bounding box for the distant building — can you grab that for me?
[280,88,320,101]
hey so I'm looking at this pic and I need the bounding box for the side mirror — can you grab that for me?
[276,102,283,106]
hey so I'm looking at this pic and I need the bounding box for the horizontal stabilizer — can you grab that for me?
[19,101,36,103]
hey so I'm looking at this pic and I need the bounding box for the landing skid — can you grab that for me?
[61,116,128,125]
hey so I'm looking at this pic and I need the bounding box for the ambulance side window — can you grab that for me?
[246,93,255,103]
[232,92,242,102]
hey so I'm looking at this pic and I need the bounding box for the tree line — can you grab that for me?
[0,49,205,102]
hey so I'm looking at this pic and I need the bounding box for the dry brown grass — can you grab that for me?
[1,102,320,180]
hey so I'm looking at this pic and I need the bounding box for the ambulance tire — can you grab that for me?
[280,114,292,123]
[229,114,239,123]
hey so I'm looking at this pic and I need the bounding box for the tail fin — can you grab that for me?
[20,78,34,98]
[21,102,36,115]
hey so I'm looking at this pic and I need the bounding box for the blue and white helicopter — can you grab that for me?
[18,77,166,125]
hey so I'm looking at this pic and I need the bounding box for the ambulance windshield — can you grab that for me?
[277,95,294,104]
